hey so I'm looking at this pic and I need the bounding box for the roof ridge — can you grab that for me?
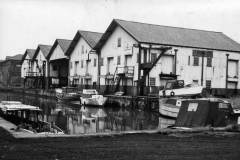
[56,38,72,41]
[26,49,36,51]
[78,30,103,34]
[38,44,52,47]
[114,19,222,34]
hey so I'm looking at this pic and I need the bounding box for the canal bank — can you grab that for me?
[0,87,56,99]
[1,126,240,160]
[1,114,239,139]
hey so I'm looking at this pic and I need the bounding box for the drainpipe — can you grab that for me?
[148,45,152,94]
[174,49,178,76]
[97,49,101,90]
[201,52,204,86]
[226,54,229,89]
[138,43,142,96]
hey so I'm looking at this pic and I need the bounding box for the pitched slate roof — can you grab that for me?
[39,45,52,57]
[33,44,52,59]
[47,39,72,59]
[26,49,36,59]
[57,39,72,53]
[95,19,240,52]
[21,49,36,64]
[66,30,103,56]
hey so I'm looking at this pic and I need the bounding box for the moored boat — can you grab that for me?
[158,80,204,118]
[159,80,204,97]
[80,89,108,106]
[175,98,235,127]
[0,101,64,134]
[159,98,183,118]
[55,87,80,102]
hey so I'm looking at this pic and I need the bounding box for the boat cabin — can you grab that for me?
[0,101,63,134]
[164,80,185,90]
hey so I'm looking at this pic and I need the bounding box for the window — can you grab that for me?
[151,53,157,62]
[81,45,84,54]
[143,49,148,63]
[117,56,121,65]
[74,61,79,74]
[117,38,121,47]
[81,78,83,85]
[193,56,199,66]
[207,57,212,67]
[81,60,84,68]
[188,56,190,65]
[100,58,104,66]
[149,77,156,86]
[94,58,97,67]
[206,80,211,89]
[136,53,139,63]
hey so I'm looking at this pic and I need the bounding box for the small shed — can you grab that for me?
[175,98,235,127]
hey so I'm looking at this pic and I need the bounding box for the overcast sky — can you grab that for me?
[0,0,240,59]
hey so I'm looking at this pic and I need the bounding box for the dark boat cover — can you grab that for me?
[175,99,234,127]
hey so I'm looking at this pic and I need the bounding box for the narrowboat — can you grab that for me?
[0,101,64,134]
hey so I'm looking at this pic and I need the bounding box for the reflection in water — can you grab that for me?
[0,91,175,135]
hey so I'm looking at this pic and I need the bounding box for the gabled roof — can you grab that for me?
[6,54,23,61]
[65,30,103,56]
[32,44,52,60]
[47,39,72,60]
[21,49,36,64]
[94,19,240,52]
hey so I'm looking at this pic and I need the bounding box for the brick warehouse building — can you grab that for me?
[0,54,23,87]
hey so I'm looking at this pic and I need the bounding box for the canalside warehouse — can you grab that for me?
[47,39,72,88]
[66,30,103,89]
[21,49,36,81]
[94,19,240,96]
[23,44,52,89]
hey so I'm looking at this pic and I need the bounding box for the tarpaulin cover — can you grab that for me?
[175,99,234,127]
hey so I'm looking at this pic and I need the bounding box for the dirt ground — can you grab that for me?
[0,127,240,160]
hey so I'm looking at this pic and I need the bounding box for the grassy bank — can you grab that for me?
[0,127,240,160]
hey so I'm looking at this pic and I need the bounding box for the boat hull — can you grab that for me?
[159,98,182,118]
[159,104,180,118]
[159,86,203,97]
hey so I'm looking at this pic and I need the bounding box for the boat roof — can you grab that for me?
[1,101,22,105]
[82,89,98,94]
[0,102,41,111]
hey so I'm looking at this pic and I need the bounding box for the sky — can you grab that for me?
[0,0,240,59]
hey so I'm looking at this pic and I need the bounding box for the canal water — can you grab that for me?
[0,91,175,135]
